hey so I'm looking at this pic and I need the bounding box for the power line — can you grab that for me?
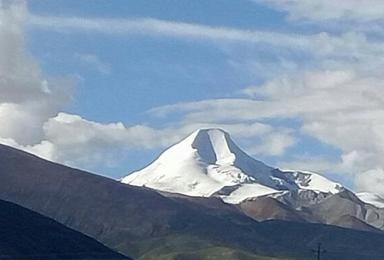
[312,243,326,260]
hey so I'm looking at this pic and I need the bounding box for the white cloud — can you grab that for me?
[0,1,72,144]
[37,113,164,165]
[243,70,355,98]
[74,53,111,75]
[10,113,285,170]
[355,168,384,195]
[151,67,384,194]
[257,0,384,22]
[278,156,340,174]
[28,15,309,50]
[27,15,384,64]
[247,132,296,156]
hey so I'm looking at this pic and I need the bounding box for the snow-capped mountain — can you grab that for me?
[1,142,384,259]
[122,128,343,203]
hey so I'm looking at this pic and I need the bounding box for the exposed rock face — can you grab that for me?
[307,190,384,230]
[237,189,384,234]
[271,189,334,209]
[239,196,306,222]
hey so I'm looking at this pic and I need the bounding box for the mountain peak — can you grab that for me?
[122,128,278,200]
[187,128,230,148]
[183,128,239,165]
[122,129,343,203]
[192,127,228,135]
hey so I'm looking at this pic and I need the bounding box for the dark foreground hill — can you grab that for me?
[0,199,128,260]
[1,144,384,259]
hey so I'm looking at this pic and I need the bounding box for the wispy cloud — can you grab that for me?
[28,15,311,48]
[27,15,384,67]
[255,0,384,22]
[74,53,111,75]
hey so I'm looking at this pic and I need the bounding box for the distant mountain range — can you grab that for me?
[1,130,384,259]
[122,128,384,233]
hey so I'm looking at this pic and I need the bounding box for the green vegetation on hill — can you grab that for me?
[128,234,293,260]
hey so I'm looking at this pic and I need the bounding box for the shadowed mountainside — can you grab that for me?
[0,199,128,260]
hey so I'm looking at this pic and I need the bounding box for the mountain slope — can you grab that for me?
[0,199,128,260]
[239,196,306,222]
[121,128,384,233]
[308,190,384,230]
[122,128,343,204]
[331,215,382,233]
[2,143,384,259]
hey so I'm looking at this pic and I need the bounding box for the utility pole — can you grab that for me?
[313,243,326,260]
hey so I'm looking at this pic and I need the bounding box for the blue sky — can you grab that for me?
[26,0,289,121]
[2,0,384,193]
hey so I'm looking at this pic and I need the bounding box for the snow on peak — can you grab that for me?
[189,128,237,165]
[121,128,343,204]
[282,170,344,194]
[169,128,254,167]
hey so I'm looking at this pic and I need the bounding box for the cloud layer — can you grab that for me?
[2,0,384,195]
[151,68,384,193]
